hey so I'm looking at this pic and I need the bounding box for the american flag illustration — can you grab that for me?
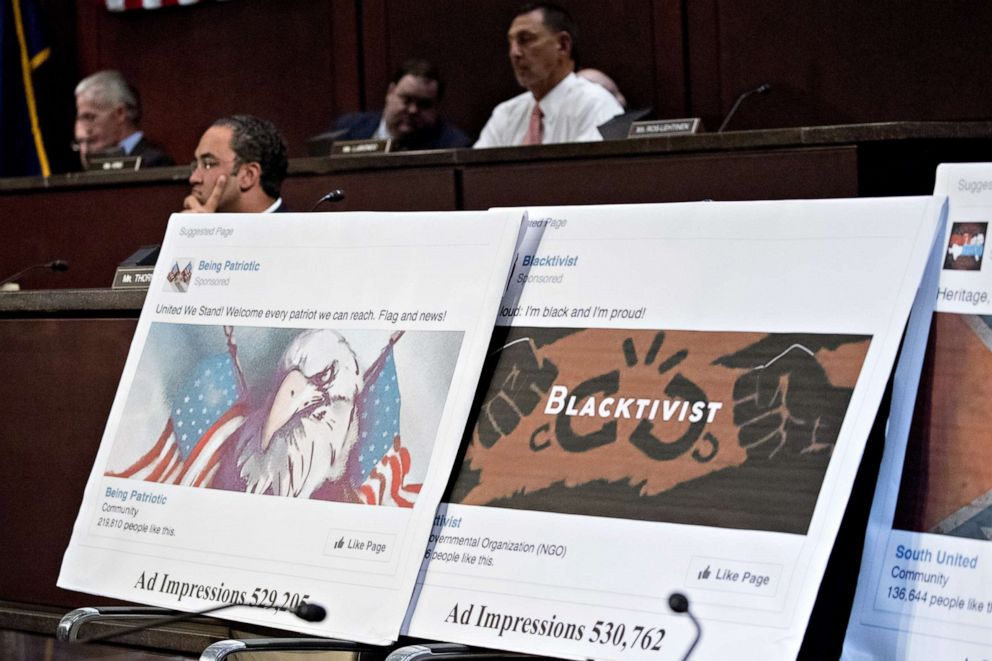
[107,350,247,487]
[109,328,422,505]
[105,0,217,11]
[166,261,192,292]
[354,335,422,507]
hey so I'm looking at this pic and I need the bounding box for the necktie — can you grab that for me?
[523,103,543,145]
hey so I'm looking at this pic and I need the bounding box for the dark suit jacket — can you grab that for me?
[332,111,471,151]
[130,137,175,167]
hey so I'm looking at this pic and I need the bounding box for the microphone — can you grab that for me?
[668,592,702,661]
[294,602,327,622]
[77,600,326,644]
[309,189,346,212]
[717,83,771,133]
[0,259,69,289]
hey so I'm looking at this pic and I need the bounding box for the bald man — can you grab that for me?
[577,68,627,109]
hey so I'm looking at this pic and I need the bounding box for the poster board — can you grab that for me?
[59,210,520,644]
[844,164,992,659]
[406,198,945,659]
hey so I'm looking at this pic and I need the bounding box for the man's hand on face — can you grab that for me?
[182,175,227,213]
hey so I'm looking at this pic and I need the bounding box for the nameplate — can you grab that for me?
[627,118,701,138]
[87,154,143,172]
[112,244,160,289]
[112,265,155,290]
[332,138,392,156]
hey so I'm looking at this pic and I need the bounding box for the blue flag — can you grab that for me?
[0,0,50,177]
[355,343,403,481]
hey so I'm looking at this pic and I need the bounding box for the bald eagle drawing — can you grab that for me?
[233,329,363,498]
[108,327,421,506]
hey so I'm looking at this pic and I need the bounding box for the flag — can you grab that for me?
[106,0,222,10]
[166,260,192,292]
[108,351,247,488]
[0,0,50,176]
[353,336,422,507]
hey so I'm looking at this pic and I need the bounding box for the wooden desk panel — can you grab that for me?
[3,123,989,292]
[461,147,858,209]
[0,168,457,291]
[0,317,137,607]
[281,167,457,212]
[0,181,186,289]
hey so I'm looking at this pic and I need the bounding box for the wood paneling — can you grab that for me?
[0,165,457,288]
[462,147,859,209]
[651,0,688,118]
[692,0,992,130]
[0,318,137,607]
[281,168,458,211]
[0,179,186,288]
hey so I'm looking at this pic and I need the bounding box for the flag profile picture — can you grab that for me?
[165,260,193,292]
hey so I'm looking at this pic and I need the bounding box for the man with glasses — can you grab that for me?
[183,115,289,214]
[331,59,470,151]
[74,70,174,169]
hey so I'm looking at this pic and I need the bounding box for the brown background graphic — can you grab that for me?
[894,313,992,536]
[449,327,871,535]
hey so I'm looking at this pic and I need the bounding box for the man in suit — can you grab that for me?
[73,70,174,169]
[183,114,289,214]
[332,59,470,151]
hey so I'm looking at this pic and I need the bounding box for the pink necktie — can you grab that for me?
[523,103,543,145]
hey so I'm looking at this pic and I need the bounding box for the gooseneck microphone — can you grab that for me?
[717,83,771,133]
[0,259,69,288]
[309,189,346,212]
[668,592,702,661]
[78,600,327,644]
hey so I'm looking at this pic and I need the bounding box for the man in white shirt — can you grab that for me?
[183,115,289,214]
[474,2,623,148]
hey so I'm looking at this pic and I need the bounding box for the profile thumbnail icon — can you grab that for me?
[944,221,987,271]
[165,259,194,293]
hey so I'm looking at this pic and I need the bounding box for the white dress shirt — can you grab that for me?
[474,72,623,148]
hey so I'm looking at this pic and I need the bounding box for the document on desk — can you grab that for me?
[844,164,992,659]
[58,210,520,644]
[405,198,946,660]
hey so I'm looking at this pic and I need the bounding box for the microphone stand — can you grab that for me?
[668,592,702,661]
[0,259,69,288]
[78,601,326,644]
[309,189,346,212]
[717,84,771,133]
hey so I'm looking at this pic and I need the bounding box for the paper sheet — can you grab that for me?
[59,210,519,644]
[406,198,945,660]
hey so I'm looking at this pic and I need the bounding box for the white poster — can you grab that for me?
[844,164,992,659]
[406,198,945,660]
[58,210,520,644]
